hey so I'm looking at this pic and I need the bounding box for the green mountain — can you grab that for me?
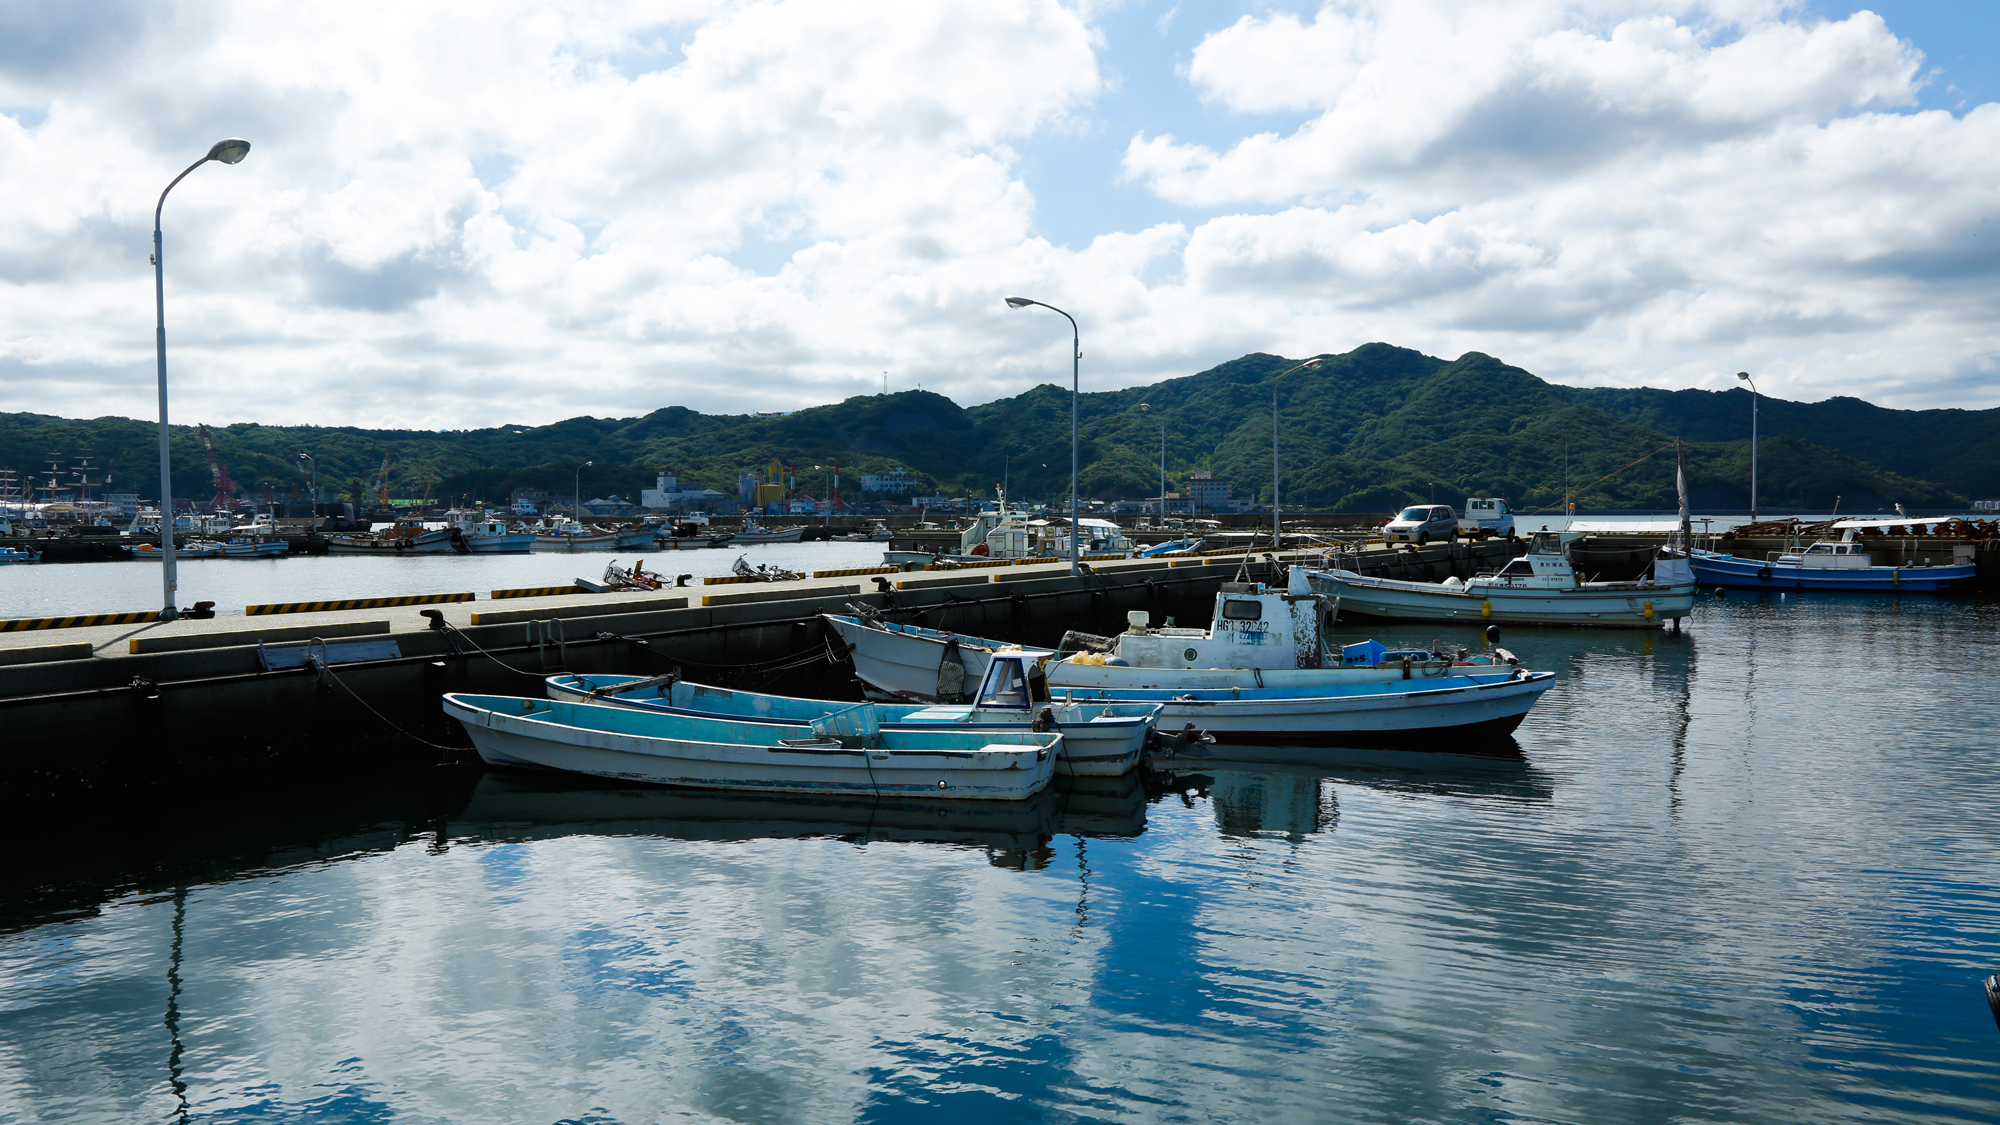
[0,345,1972,513]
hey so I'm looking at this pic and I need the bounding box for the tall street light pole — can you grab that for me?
[297,452,316,535]
[1005,296,1082,575]
[152,137,250,620]
[1272,357,1325,550]
[575,460,593,524]
[1140,404,1166,521]
[1736,371,1758,520]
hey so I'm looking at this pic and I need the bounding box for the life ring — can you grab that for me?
[1756,566,1772,580]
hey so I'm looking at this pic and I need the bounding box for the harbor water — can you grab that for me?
[3,583,1998,1120]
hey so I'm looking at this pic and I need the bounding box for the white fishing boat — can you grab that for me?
[327,519,457,555]
[614,525,658,550]
[546,650,1167,777]
[824,570,1485,703]
[1304,532,1697,628]
[730,519,805,545]
[449,510,535,553]
[441,693,1061,799]
[531,516,620,551]
[1040,517,1136,558]
[884,490,1048,569]
[132,540,225,560]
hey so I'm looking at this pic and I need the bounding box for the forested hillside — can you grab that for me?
[0,345,1973,512]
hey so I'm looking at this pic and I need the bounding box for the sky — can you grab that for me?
[1,0,1996,430]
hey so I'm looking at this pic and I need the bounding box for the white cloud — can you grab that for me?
[1119,1,2000,408]
[0,0,1995,429]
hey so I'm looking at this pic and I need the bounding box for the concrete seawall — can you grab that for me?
[9,547,1539,802]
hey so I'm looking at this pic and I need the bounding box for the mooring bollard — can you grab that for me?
[1985,975,2000,1033]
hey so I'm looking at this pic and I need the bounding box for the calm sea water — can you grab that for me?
[0,541,892,619]
[3,579,1998,1121]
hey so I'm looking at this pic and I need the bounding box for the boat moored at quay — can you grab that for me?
[1304,532,1697,628]
[1689,517,1979,592]
[442,692,1063,799]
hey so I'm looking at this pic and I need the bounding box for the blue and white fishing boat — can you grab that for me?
[442,693,1062,799]
[825,574,1553,744]
[0,545,36,565]
[730,519,805,545]
[545,650,1167,777]
[1689,517,1977,592]
[1046,669,1554,744]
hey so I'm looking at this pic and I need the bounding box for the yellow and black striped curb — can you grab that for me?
[0,610,161,633]
[812,566,899,578]
[245,592,474,616]
[490,585,584,600]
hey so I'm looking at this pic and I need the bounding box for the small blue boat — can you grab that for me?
[547,650,1167,776]
[1689,529,1975,592]
[444,692,1062,799]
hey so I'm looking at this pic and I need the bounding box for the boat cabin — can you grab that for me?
[1778,541,1872,570]
[1478,550,1579,589]
[1110,581,1326,670]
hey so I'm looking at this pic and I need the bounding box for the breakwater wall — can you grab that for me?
[4,547,1529,802]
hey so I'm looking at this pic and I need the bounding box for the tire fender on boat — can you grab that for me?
[1756,566,1772,580]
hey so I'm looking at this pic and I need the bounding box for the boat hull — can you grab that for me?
[824,615,1000,701]
[1056,673,1555,745]
[221,540,289,558]
[1688,550,1974,592]
[326,529,456,554]
[443,694,1059,799]
[464,532,536,553]
[532,533,621,551]
[547,674,1157,777]
[1307,569,1695,627]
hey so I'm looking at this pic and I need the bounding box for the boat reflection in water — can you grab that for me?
[1151,741,1553,841]
[449,770,1156,856]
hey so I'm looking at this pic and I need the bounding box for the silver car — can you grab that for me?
[1383,504,1458,545]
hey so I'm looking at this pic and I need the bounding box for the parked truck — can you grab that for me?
[1458,497,1516,540]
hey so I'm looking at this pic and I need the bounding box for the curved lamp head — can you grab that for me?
[207,138,251,165]
[1735,371,1751,382]
[1004,297,1034,308]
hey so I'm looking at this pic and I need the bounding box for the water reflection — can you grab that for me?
[3,593,1999,1122]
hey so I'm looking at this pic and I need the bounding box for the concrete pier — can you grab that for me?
[6,549,1419,801]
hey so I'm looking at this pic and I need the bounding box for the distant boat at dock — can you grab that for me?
[1304,531,1696,627]
[1690,517,1978,591]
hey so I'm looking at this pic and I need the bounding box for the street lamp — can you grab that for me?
[1735,371,1758,520]
[1139,403,1165,522]
[296,452,316,535]
[1272,357,1325,549]
[151,137,251,620]
[1005,296,1082,575]
[575,460,593,523]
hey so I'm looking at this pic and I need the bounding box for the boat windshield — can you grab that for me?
[978,659,1031,709]
[1396,507,1430,521]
